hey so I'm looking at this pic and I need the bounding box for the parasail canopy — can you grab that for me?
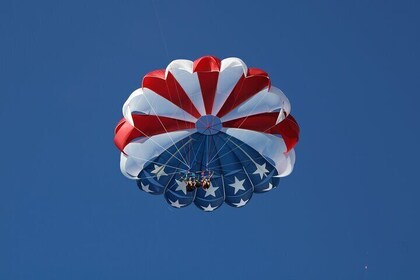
[114,56,300,211]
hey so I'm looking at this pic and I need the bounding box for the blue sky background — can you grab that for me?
[1,0,419,279]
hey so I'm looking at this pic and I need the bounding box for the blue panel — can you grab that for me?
[136,131,280,211]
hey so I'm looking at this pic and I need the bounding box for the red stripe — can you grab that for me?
[193,56,221,115]
[142,70,201,119]
[216,68,270,118]
[114,119,143,153]
[222,113,299,152]
[193,56,221,72]
[114,116,195,152]
[131,114,195,135]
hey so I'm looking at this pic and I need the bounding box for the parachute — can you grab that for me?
[114,56,300,211]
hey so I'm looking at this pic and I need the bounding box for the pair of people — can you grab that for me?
[182,171,213,192]
[185,177,210,191]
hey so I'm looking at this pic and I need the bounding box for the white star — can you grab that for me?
[233,198,249,207]
[229,176,246,194]
[204,183,219,197]
[140,182,153,193]
[201,204,218,211]
[151,164,167,180]
[169,199,185,208]
[253,162,269,179]
[175,179,187,195]
[262,183,273,192]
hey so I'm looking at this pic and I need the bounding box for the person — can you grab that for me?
[206,170,215,189]
[186,177,195,192]
[199,176,205,188]
[202,178,210,189]
[182,170,214,191]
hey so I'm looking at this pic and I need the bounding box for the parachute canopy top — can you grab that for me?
[195,115,222,135]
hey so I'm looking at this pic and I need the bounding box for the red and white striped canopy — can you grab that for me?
[114,56,300,210]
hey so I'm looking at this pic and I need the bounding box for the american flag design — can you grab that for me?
[114,56,300,211]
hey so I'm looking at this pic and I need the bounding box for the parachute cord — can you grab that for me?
[165,63,193,169]
[260,106,288,134]
[221,174,226,201]
[207,120,224,160]
[148,0,194,169]
[141,92,190,168]
[152,0,196,170]
[138,171,184,181]
[152,0,170,59]
[205,135,209,169]
[162,166,179,197]
[207,90,271,165]
[126,156,189,174]
[129,125,191,169]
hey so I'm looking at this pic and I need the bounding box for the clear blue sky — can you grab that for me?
[1,0,419,279]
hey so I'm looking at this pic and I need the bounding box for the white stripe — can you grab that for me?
[165,59,206,116]
[212,57,247,115]
[123,88,197,123]
[221,128,295,176]
[120,153,134,178]
[121,129,195,178]
[220,86,291,123]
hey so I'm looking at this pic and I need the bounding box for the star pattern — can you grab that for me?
[233,198,249,207]
[253,162,269,179]
[229,176,246,194]
[204,183,219,197]
[175,179,187,195]
[169,199,185,208]
[151,164,167,180]
[140,182,153,193]
[201,204,218,212]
